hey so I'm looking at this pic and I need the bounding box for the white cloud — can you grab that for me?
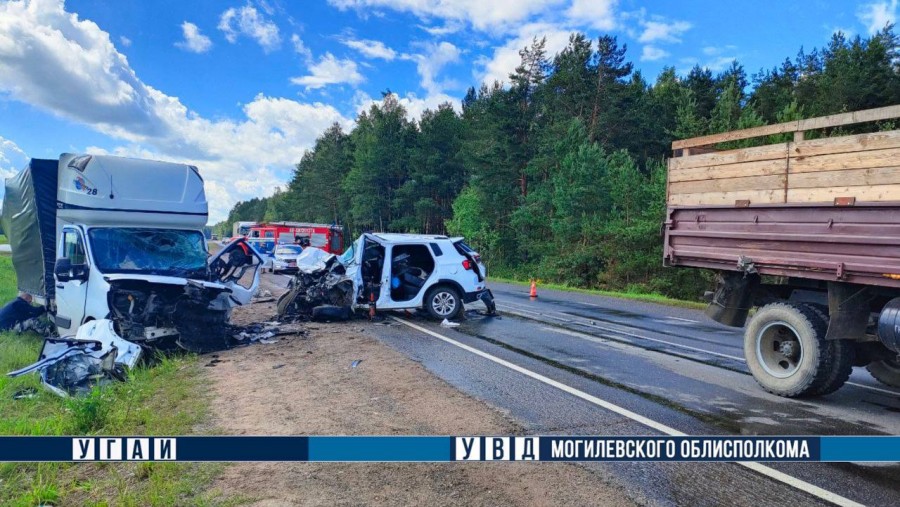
[328,0,568,32]
[291,33,312,62]
[476,22,572,86]
[417,21,463,36]
[638,19,691,44]
[218,3,281,52]
[0,0,349,221]
[858,0,898,34]
[353,90,459,121]
[705,56,737,72]
[405,41,461,94]
[175,22,212,53]
[0,136,28,185]
[640,45,669,62]
[340,37,398,60]
[119,35,131,47]
[290,53,364,89]
[565,0,616,30]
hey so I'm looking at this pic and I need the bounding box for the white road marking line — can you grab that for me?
[539,325,744,362]
[391,316,864,507]
[497,303,900,397]
[667,316,700,323]
[498,303,744,361]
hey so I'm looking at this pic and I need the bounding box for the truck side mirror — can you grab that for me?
[55,258,73,282]
[55,258,89,282]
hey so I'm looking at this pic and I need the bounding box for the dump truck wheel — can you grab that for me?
[744,302,848,397]
[424,285,462,321]
[866,358,900,387]
[800,304,855,396]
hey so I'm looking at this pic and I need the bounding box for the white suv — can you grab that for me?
[342,233,495,320]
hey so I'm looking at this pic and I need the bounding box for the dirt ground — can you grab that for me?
[203,274,637,506]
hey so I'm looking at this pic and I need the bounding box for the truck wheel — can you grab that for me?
[799,304,855,396]
[744,303,849,397]
[424,285,462,321]
[866,358,900,388]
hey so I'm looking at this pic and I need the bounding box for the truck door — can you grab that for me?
[54,227,89,334]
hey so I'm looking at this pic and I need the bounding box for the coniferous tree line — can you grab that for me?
[219,27,900,299]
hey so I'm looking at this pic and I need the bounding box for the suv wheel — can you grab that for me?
[424,285,462,321]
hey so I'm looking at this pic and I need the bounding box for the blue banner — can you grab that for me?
[0,436,895,462]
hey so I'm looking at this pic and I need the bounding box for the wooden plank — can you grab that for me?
[791,130,900,157]
[797,105,900,130]
[673,104,900,150]
[670,174,786,195]
[669,158,787,183]
[788,167,900,189]
[672,123,799,150]
[669,143,789,171]
[790,147,900,173]
[668,189,784,206]
[787,184,900,203]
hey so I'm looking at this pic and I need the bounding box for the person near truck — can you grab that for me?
[0,292,47,332]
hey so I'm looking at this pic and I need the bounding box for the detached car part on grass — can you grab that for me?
[8,319,142,397]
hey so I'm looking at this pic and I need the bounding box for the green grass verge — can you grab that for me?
[0,256,236,505]
[0,234,7,245]
[490,276,707,310]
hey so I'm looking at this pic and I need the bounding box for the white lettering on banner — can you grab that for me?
[72,438,95,460]
[154,438,177,461]
[485,437,510,461]
[455,437,481,461]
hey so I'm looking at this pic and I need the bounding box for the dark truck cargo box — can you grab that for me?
[664,204,900,289]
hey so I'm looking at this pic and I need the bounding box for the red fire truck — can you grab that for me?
[247,222,346,256]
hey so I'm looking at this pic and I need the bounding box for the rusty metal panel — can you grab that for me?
[664,204,900,289]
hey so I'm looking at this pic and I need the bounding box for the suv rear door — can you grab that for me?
[451,238,486,281]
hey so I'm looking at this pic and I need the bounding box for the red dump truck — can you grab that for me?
[664,105,900,397]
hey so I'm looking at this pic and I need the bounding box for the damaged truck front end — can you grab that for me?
[106,277,237,353]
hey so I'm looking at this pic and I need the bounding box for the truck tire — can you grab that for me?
[866,358,900,388]
[424,285,462,321]
[799,304,855,396]
[744,302,850,397]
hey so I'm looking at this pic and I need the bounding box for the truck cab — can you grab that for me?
[2,153,263,352]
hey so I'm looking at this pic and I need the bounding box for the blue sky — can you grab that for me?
[0,0,896,222]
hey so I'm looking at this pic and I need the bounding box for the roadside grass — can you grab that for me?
[490,276,707,310]
[0,255,236,505]
[0,234,7,244]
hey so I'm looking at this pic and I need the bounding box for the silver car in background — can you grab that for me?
[271,244,304,273]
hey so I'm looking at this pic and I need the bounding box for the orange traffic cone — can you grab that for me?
[529,280,538,299]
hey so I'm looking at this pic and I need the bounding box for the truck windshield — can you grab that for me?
[88,228,208,278]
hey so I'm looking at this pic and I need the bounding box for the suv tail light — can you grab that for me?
[462,259,473,270]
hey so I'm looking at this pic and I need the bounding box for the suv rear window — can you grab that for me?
[453,240,475,255]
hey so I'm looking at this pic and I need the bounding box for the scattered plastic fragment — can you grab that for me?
[351,360,362,368]
[440,319,460,328]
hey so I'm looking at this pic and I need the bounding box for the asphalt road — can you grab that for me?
[272,274,900,505]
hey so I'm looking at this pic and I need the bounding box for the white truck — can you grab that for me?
[1,153,264,352]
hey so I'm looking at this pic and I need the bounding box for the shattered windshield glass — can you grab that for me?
[88,228,208,278]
